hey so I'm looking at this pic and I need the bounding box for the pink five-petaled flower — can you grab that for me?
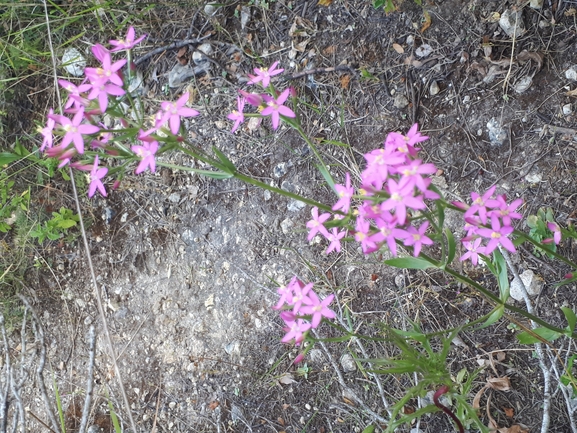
[464,185,500,225]
[490,195,523,226]
[332,173,354,213]
[403,221,434,257]
[247,61,284,87]
[291,281,313,313]
[84,45,126,87]
[109,26,147,52]
[88,155,108,198]
[300,291,336,328]
[281,318,311,345]
[39,109,56,151]
[369,212,407,257]
[227,96,245,133]
[355,216,378,254]
[306,207,330,240]
[86,80,125,113]
[272,277,300,310]
[159,92,200,135]
[460,237,485,266]
[59,79,91,110]
[381,177,425,225]
[547,222,562,245]
[326,228,346,254]
[385,123,428,157]
[131,141,159,174]
[475,216,515,254]
[261,89,295,130]
[53,107,100,154]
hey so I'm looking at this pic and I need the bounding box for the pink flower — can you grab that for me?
[85,45,126,87]
[326,228,346,254]
[460,237,485,266]
[355,216,378,254]
[300,291,335,328]
[88,155,108,198]
[547,222,562,245]
[291,282,313,313]
[385,123,428,156]
[261,89,295,130]
[489,196,523,226]
[247,61,284,87]
[39,109,56,151]
[238,89,264,107]
[54,107,100,154]
[227,96,245,133]
[158,93,200,135]
[306,207,330,240]
[109,26,147,52]
[403,221,434,257]
[369,212,407,256]
[397,159,437,192]
[464,185,500,225]
[59,79,91,109]
[131,141,159,174]
[272,277,300,310]
[281,318,311,345]
[475,216,515,254]
[332,173,354,213]
[86,81,125,113]
[380,178,425,225]
[362,147,405,187]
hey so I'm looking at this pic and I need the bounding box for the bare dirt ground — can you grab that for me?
[5,0,577,432]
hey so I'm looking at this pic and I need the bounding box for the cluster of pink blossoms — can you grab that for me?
[307,124,439,257]
[227,62,296,133]
[39,27,199,198]
[273,277,335,347]
[454,187,561,265]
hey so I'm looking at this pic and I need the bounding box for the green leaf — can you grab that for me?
[475,306,504,330]
[0,152,19,166]
[317,163,336,192]
[562,307,577,334]
[385,257,433,270]
[445,228,456,265]
[362,425,375,433]
[56,219,77,229]
[517,327,562,344]
[212,146,236,173]
[373,0,386,8]
[493,250,509,302]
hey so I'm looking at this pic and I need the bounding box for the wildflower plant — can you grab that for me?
[38,28,577,431]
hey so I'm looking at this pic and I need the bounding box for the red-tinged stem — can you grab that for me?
[433,385,465,433]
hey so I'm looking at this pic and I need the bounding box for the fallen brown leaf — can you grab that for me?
[317,0,333,5]
[340,74,351,89]
[504,407,514,418]
[420,10,431,33]
[323,45,336,55]
[487,376,511,391]
[278,372,296,385]
[392,43,404,54]
[209,400,220,410]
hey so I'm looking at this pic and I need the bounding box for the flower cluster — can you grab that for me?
[307,124,438,256]
[39,27,200,198]
[454,186,525,265]
[226,62,296,132]
[273,277,335,346]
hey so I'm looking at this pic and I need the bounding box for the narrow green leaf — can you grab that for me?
[475,306,504,330]
[445,228,456,265]
[493,250,510,302]
[385,257,433,270]
[562,307,577,334]
[362,425,375,433]
[212,146,236,173]
[316,163,335,191]
[0,153,19,166]
[108,399,122,433]
[517,327,562,344]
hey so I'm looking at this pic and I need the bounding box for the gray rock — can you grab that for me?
[510,269,541,301]
[566,65,577,82]
[62,47,86,77]
[394,94,409,109]
[280,218,294,234]
[287,199,306,212]
[340,353,356,372]
[499,9,525,38]
[487,118,508,146]
[168,63,210,88]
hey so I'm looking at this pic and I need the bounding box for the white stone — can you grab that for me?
[510,269,541,301]
[565,66,577,81]
[499,9,525,38]
[62,47,86,77]
[429,80,440,96]
[415,44,433,58]
[564,103,573,115]
[530,0,543,8]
